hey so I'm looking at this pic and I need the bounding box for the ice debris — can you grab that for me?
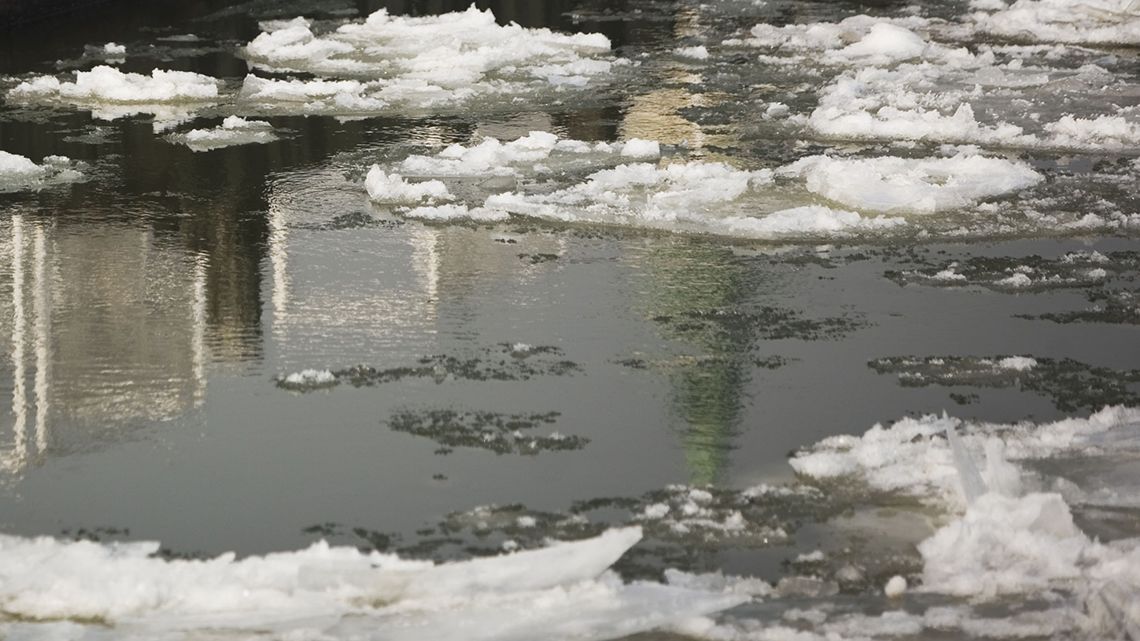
[167,116,277,151]
[0,151,84,192]
[0,527,747,640]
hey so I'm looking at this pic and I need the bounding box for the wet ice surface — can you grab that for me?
[0,0,1139,639]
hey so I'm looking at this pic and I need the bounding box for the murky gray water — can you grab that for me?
[1,0,1139,638]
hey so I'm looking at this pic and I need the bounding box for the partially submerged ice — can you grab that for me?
[362,131,1074,239]
[8,65,221,128]
[167,116,277,151]
[0,527,746,640]
[0,151,84,192]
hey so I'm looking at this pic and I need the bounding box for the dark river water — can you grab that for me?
[1,0,1139,639]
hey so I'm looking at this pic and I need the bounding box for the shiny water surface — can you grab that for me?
[0,0,1138,635]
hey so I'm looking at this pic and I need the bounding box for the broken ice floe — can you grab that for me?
[868,354,1140,411]
[887,249,1137,291]
[166,116,277,151]
[0,527,747,641]
[236,6,618,114]
[0,151,84,192]
[276,344,580,391]
[8,65,222,129]
[387,408,588,455]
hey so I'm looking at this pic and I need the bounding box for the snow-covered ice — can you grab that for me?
[778,153,1042,214]
[0,151,84,192]
[167,116,277,151]
[0,527,747,640]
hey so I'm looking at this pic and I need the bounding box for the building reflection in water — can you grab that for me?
[0,214,210,478]
[618,6,754,486]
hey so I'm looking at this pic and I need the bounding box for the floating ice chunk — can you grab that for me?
[0,527,746,640]
[365,166,451,204]
[1043,114,1140,151]
[720,206,906,235]
[620,138,661,158]
[675,45,710,60]
[9,65,220,126]
[168,116,277,151]
[282,369,336,387]
[918,492,1090,597]
[884,575,908,597]
[795,549,826,563]
[780,154,1042,214]
[403,204,509,222]
[972,0,1140,45]
[790,406,1140,506]
[0,151,84,192]
[996,272,1033,287]
[11,65,218,104]
[102,42,126,55]
[997,356,1038,371]
[664,569,773,597]
[836,23,928,63]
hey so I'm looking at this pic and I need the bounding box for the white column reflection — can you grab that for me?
[32,224,50,454]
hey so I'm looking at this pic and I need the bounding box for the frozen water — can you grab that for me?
[167,116,277,151]
[0,151,84,192]
[778,153,1042,214]
[0,527,747,640]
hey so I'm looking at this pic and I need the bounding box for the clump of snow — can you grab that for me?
[996,272,1033,287]
[837,23,929,64]
[403,204,509,222]
[884,575,908,597]
[620,138,661,158]
[365,166,451,204]
[997,356,1038,371]
[0,527,748,640]
[675,45,710,60]
[281,369,336,387]
[0,151,84,192]
[779,153,1041,214]
[168,116,277,151]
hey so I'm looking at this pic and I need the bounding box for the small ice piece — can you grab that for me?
[664,569,773,597]
[997,356,1038,371]
[283,369,336,386]
[764,102,790,119]
[641,503,671,519]
[1087,268,1108,279]
[996,272,1033,287]
[836,23,927,63]
[402,204,509,222]
[169,116,277,151]
[510,343,533,355]
[675,45,710,60]
[516,516,537,528]
[0,151,83,192]
[972,0,1140,45]
[365,166,451,204]
[931,268,967,281]
[884,575,908,597]
[103,42,126,55]
[619,138,661,158]
[721,206,906,236]
[779,154,1042,214]
[795,549,826,563]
